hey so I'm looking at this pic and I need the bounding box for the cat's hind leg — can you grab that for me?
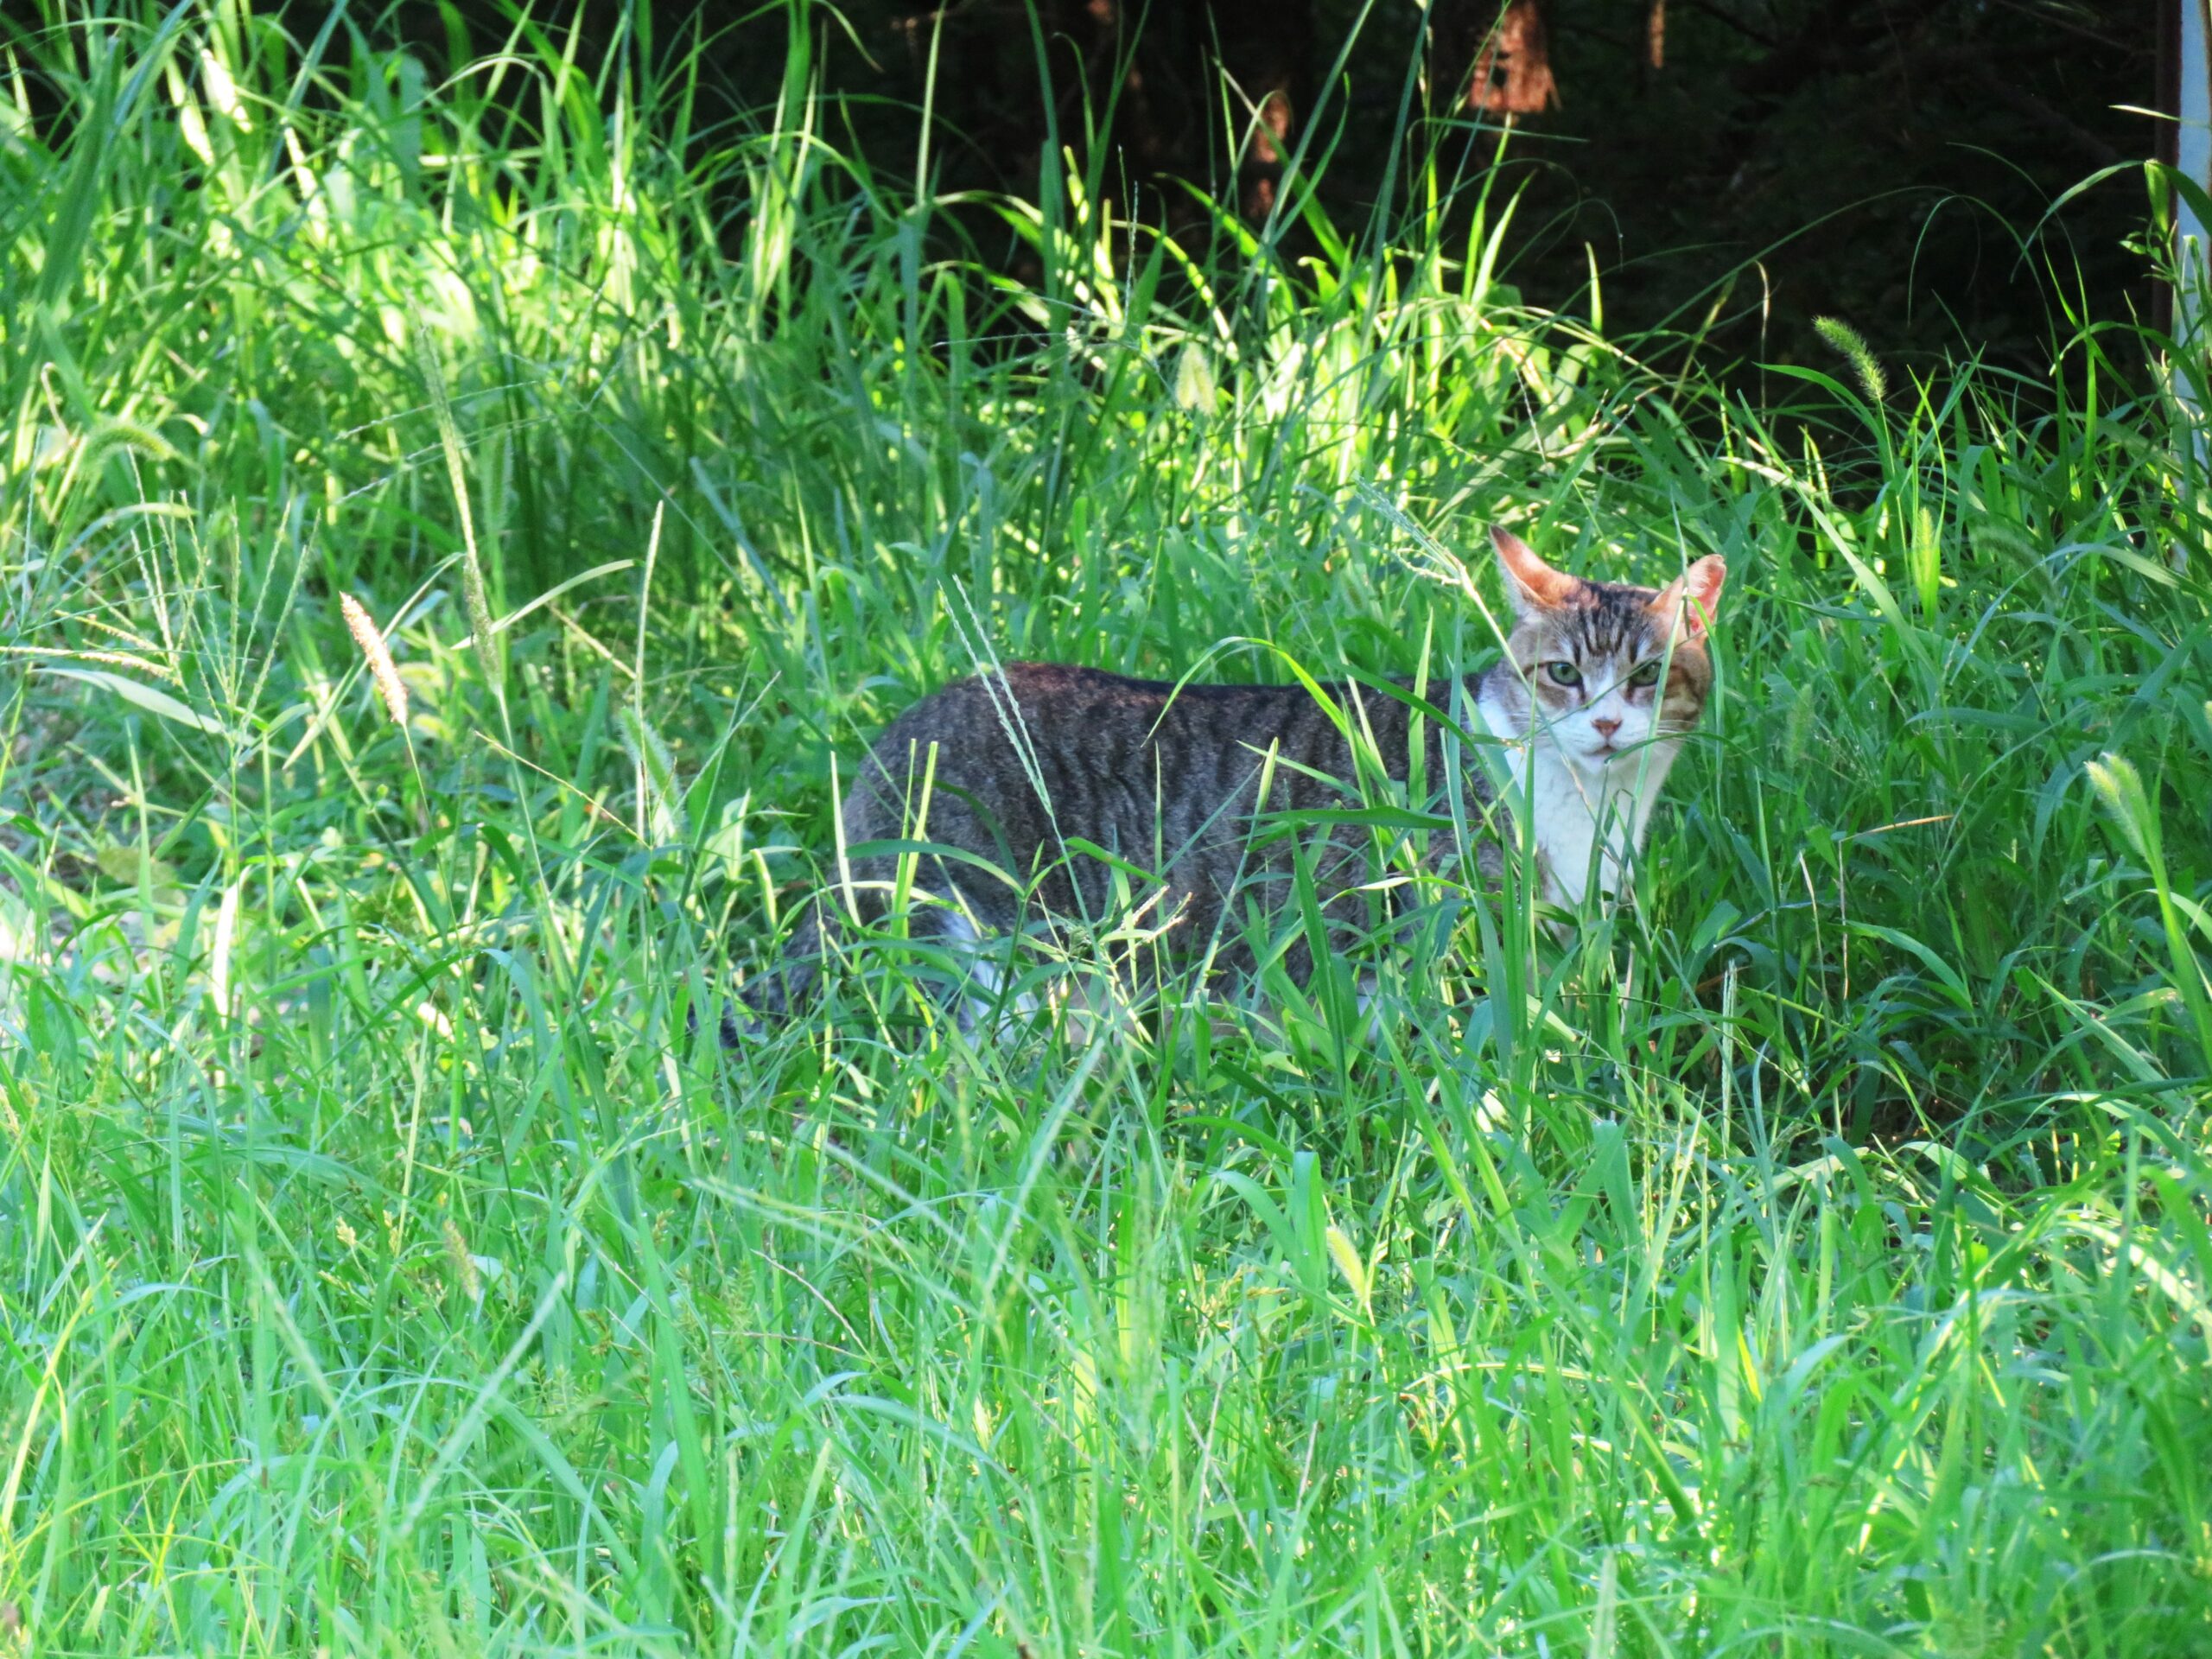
[938,908,1039,1035]
[724,906,832,1043]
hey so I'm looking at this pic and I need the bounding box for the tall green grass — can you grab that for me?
[2,2,2209,1653]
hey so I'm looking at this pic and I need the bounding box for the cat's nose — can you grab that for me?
[1591,716,1621,739]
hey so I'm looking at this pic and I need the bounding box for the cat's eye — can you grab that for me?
[1544,661,1583,688]
[1627,660,1662,689]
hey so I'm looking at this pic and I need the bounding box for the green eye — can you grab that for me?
[1627,660,1662,689]
[1544,661,1583,688]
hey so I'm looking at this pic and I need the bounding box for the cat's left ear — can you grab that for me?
[1652,556,1727,642]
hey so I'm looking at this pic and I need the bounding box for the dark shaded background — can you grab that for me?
[410,0,2155,381]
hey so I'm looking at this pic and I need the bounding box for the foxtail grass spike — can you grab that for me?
[340,593,409,728]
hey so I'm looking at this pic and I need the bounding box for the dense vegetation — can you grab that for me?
[2,3,2209,1654]
[387,0,2157,378]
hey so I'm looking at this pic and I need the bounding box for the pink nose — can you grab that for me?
[1592,717,1621,740]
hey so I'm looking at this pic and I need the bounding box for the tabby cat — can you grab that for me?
[738,528,1724,1027]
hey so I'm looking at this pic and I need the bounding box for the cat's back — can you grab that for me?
[855,663,1338,853]
[874,661,1319,766]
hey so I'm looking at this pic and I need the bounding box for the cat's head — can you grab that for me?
[1488,527,1726,774]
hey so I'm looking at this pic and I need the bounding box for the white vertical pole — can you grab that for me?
[2175,0,2211,486]
[2179,0,2210,305]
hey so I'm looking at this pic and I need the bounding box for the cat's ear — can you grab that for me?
[1652,556,1727,642]
[1491,526,1577,614]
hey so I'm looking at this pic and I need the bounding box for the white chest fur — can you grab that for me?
[1476,686,1678,907]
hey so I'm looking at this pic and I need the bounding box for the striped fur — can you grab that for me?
[738,529,1723,1028]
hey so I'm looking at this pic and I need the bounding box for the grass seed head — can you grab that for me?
[340,592,409,727]
[442,1215,482,1304]
[619,704,687,843]
[1813,315,1888,404]
[1173,341,1218,413]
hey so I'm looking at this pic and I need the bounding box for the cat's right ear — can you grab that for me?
[1491,527,1577,614]
[1652,555,1727,642]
